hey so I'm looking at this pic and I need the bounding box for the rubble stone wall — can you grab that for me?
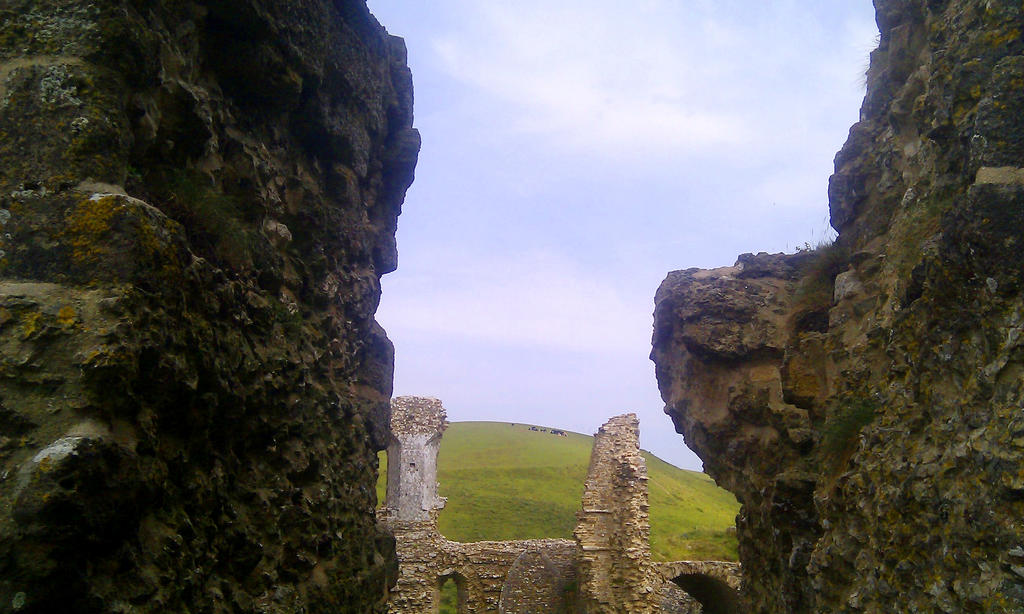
[381,399,734,613]
[381,397,577,612]
[574,414,660,614]
[655,561,742,614]
[498,543,579,613]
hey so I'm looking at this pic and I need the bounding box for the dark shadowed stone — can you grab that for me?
[0,1,418,612]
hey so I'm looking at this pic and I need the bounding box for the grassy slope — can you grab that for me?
[378,421,739,561]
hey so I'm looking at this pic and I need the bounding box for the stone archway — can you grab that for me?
[436,572,468,614]
[670,573,742,614]
[498,543,578,613]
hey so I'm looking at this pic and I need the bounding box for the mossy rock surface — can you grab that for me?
[0,1,418,612]
[652,1,1024,611]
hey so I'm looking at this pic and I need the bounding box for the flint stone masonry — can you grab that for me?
[0,2,417,611]
[380,397,741,613]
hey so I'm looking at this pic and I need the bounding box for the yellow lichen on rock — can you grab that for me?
[61,194,120,267]
[56,304,76,328]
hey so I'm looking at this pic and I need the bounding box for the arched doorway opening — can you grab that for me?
[437,572,468,614]
[671,573,741,614]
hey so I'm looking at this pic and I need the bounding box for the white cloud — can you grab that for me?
[425,0,876,163]
[429,2,749,154]
[378,249,652,355]
[366,0,878,468]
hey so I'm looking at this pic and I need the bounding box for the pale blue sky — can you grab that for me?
[367,1,878,470]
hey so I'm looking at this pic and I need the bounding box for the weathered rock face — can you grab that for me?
[653,254,824,612]
[0,1,418,612]
[652,1,1024,612]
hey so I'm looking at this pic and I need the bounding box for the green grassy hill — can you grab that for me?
[378,421,739,561]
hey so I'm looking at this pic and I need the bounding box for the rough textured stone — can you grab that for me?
[386,396,448,523]
[652,1,1024,612]
[574,414,660,614]
[380,399,741,613]
[0,2,418,612]
[655,561,742,614]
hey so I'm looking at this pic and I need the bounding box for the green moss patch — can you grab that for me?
[817,396,879,477]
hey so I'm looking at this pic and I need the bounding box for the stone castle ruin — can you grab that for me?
[378,396,741,613]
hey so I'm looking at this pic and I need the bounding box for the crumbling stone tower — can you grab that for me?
[381,396,448,524]
[574,414,660,613]
[379,396,451,612]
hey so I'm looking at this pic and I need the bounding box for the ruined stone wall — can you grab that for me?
[381,397,578,613]
[382,400,735,613]
[655,562,742,614]
[574,414,660,614]
[0,2,418,612]
[450,538,577,613]
[385,519,576,614]
[652,0,1024,611]
[384,396,448,523]
[654,561,741,592]
[498,542,579,613]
